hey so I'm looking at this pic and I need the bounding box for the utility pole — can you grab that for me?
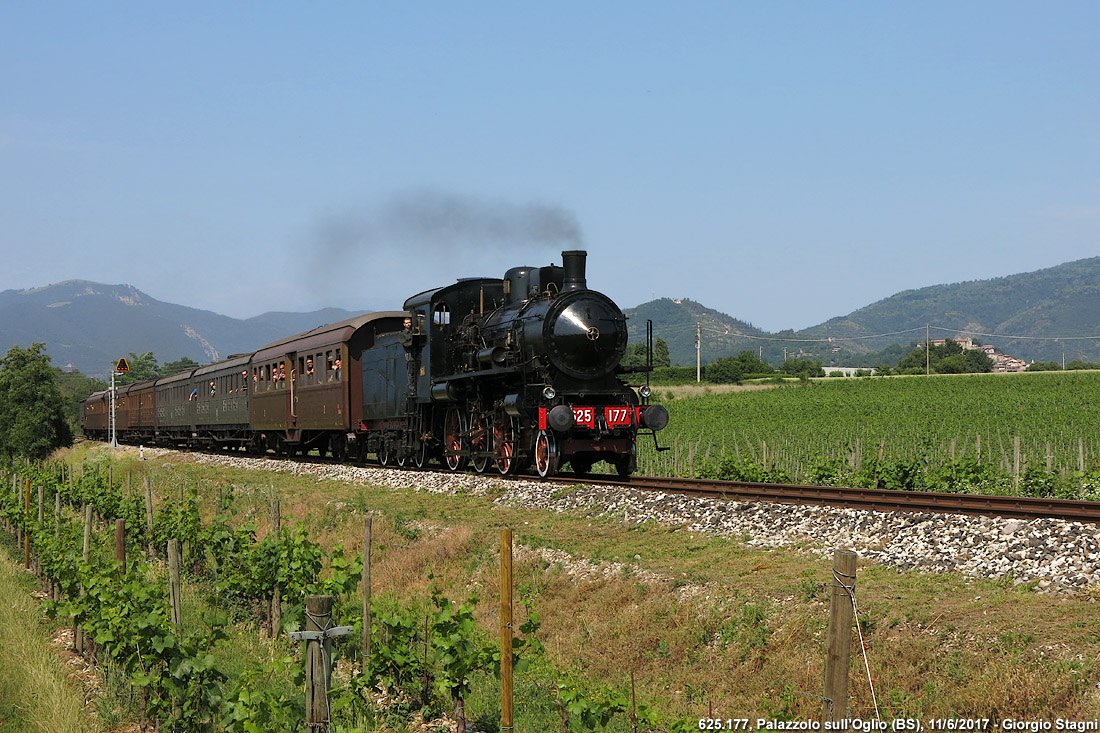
[696,322,701,383]
[925,324,930,377]
[695,321,731,382]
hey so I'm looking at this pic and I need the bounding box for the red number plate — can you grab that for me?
[604,406,633,427]
[572,406,595,429]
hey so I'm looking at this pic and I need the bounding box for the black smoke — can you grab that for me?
[304,188,585,309]
[314,188,583,257]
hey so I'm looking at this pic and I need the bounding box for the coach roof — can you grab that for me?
[252,311,408,362]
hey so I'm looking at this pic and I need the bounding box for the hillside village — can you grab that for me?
[925,338,1029,373]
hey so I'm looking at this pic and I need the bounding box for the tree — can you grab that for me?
[1066,360,1100,371]
[704,350,774,384]
[704,357,744,384]
[0,344,74,459]
[159,356,202,377]
[620,338,671,370]
[732,350,773,375]
[780,359,825,379]
[653,338,671,368]
[116,351,158,385]
[55,368,108,433]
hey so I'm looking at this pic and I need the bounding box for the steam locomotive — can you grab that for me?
[82,250,668,478]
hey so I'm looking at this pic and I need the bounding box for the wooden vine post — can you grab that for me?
[822,549,857,722]
[500,528,514,731]
[305,595,334,731]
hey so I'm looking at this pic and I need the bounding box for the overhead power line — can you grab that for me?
[707,325,1100,344]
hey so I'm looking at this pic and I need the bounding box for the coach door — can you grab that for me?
[286,352,298,433]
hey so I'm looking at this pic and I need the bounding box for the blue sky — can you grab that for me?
[3,3,1098,332]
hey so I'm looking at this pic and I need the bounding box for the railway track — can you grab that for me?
[127,441,1100,525]
[547,472,1100,524]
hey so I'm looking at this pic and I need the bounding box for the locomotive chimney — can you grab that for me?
[562,250,587,292]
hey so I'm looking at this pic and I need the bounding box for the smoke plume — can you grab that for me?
[303,188,585,309]
[315,188,583,257]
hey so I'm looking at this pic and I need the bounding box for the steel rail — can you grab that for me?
[549,473,1100,524]
[183,443,1100,525]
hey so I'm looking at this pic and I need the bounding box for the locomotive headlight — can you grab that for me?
[639,385,651,399]
[542,386,556,400]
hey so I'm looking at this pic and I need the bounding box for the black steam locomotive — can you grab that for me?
[394,249,668,476]
[83,250,668,478]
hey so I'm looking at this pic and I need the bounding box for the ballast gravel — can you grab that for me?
[187,452,1100,594]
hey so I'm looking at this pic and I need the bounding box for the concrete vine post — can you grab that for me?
[115,519,126,577]
[24,478,30,570]
[362,514,372,670]
[500,528,514,731]
[271,499,282,637]
[143,476,155,558]
[168,539,182,628]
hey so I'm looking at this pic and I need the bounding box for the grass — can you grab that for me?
[21,442,1100,727]
[0,534,101,732]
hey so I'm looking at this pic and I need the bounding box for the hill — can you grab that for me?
[799,257,1100,363]
[624,299,784,367]
[0,281,359,378]
[630,257,1100,367]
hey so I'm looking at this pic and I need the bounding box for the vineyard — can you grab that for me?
[640,371,1100,498]
[0,452,718,732]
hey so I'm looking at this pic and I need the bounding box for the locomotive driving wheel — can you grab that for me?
[493,413,519,475]
[443,407,468,471]
[534,430,560,478]
[470,412,490,473]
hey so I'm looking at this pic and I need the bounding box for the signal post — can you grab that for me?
[109,357,130,448]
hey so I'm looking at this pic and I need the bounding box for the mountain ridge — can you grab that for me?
[0,280,360,377]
